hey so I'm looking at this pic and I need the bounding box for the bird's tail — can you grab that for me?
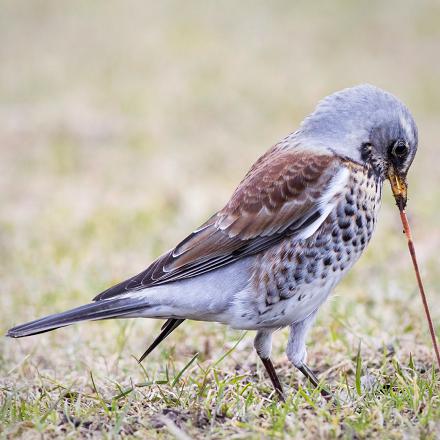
[7,296,150,338]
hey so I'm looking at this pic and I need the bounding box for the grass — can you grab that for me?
[1,0,440,438]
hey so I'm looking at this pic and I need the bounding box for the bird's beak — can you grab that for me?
[388,166,407,211]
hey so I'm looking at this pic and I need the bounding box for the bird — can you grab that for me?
[7,84,418,401]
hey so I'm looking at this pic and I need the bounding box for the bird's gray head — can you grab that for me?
[298,84,418,208]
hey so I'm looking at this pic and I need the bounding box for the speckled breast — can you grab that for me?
[251,162,383,327]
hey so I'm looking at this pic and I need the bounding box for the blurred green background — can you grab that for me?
[1,0,439,437]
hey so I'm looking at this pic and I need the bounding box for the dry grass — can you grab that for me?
[1,1,440,438]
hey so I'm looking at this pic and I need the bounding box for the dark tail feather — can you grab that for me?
[7,297,150,338]
[138,318,185,362]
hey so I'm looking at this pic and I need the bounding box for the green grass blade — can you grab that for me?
[213,332,247,367]
[172,352,199,387]
[355,342,362,396]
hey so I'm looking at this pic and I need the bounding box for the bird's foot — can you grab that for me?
[297,363,333,401]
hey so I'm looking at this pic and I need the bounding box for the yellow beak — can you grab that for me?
[388,166,407,210]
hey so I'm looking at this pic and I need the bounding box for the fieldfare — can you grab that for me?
[7,84,418,400]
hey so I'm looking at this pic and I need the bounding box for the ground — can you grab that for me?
[1,1,440,438]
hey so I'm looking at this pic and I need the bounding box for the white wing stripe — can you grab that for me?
[296,167,349,240]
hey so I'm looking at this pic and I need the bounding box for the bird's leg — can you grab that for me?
[297,363,332,401]
[260,357,285,401]
[287,311,331,399]
[296,363,331,400]
[254,329,285,401]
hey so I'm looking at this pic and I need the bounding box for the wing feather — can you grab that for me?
[94,148,347,301]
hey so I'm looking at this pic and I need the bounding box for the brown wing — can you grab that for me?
[94,148,343,301]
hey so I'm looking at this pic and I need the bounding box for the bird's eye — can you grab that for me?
[391,140,408,158]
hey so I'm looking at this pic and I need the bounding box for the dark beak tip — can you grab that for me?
[395,194,407,211]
